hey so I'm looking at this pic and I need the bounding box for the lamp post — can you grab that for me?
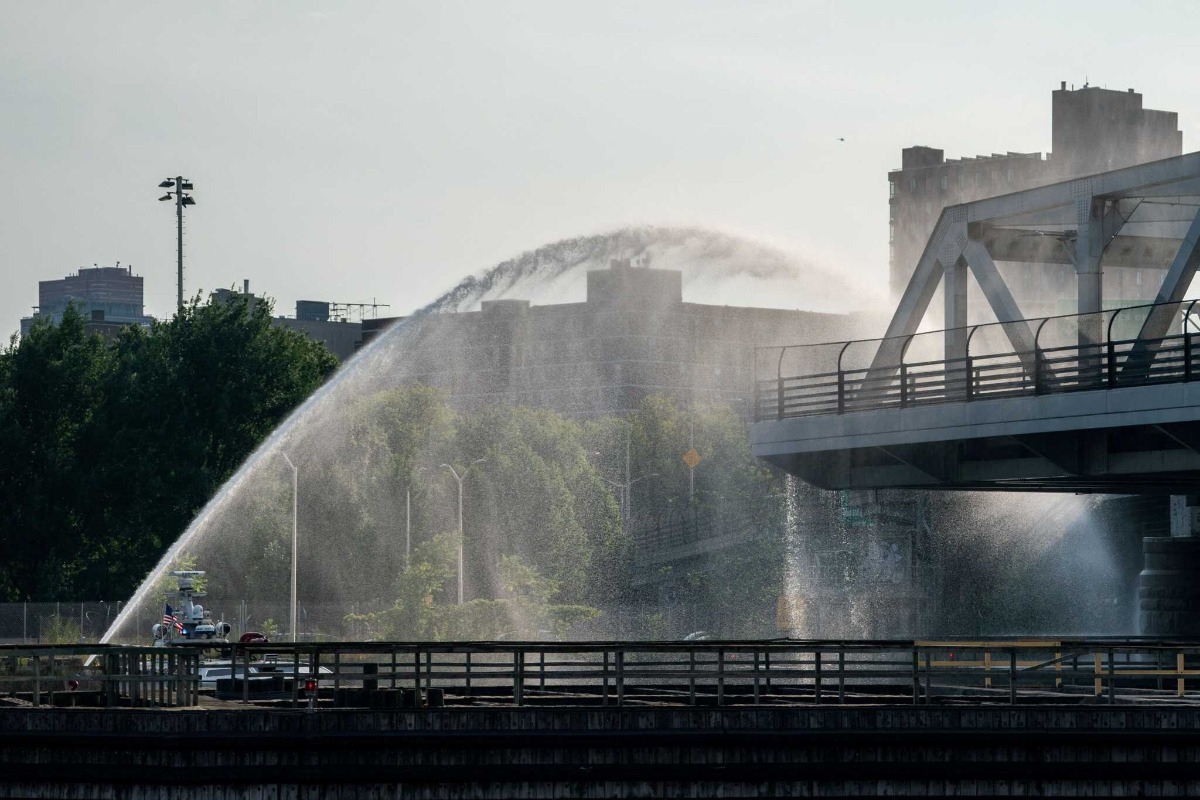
[275,451,298,643]
[157,176,196,313]
[601,472,658,526]
[405,467,427,570]
[441,459,486,605]
[593,417,655,526]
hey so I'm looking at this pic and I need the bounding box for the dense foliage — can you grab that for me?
[164,386,785,642]
[0,300,338,602]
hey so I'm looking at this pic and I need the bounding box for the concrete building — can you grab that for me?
[368,259,865,418]
[20,264,155,338]
[888,84,1183,316]
[210,283,368,362]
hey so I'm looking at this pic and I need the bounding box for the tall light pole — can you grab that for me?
[157,176,196,313]
[275,451,298,643]
[405,467,427,570]
[441,459,486,605]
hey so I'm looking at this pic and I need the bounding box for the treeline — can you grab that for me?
[163,385,787,641]
[0,300,338,602]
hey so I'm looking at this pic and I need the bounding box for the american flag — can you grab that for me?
[163,603,183,633]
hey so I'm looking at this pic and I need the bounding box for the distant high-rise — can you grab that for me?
[888,84,1183,315]
[20,265,155,337]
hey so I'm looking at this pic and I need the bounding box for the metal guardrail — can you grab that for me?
[208,638,1200,707]
[8,639,1200,709]
[755,299,1200,421]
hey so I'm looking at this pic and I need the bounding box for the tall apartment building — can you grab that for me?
[20,265,155,337]
[888,84,1183,318]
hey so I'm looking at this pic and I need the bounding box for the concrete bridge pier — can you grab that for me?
[1138,496,1200,636]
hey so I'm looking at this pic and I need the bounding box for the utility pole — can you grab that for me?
[157,177,196,312]
[689,410,695,501]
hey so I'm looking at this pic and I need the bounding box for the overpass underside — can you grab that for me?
[753,151,1200,495]
[755,383,1200,493]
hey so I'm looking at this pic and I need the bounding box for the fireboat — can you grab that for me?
[151,569,327,692]
[152,570,233,646]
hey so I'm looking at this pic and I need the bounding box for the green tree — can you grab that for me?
[346,532,599,641]
[454,405,624,604]
[0,306,113,600]
[0,296,337,602]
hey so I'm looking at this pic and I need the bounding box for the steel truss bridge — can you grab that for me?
[751,151,1200,493]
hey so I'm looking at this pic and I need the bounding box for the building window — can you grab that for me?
[909,178,917,193]
[940,175,948,191]
[925,177,932,192]
[925,201,932,215]
[889,221,895,243]
[1007,168,1014,183]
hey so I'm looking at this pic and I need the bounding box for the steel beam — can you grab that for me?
[869,211,963,378]
[961,239,1037,370]
[1133,205,1200,343]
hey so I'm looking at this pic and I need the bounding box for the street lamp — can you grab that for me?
[607,418,653,525]
[600,472,658,525]
[441,459,486,605]
[157,176,196,313]
[405,466,428,570]
[274,451,298,643]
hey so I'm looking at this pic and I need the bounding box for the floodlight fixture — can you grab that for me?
[156,175,196,312]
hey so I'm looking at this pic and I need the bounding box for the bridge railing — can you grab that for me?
[755,298,1200,420]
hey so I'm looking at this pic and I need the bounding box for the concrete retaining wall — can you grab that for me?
[3,705,1200,797]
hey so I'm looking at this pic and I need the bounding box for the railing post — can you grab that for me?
[1186,333,1194,382]
[777,377,784,420]
[602,650,610,705]
[1009,650,1017,705]
[1108,648,1116,704]
[911,648,919,704]
[899,363,908,408]
[513,650,523,706]
[838,650,845,704]
[717,649,725,706]
[1107,340,1116,388]
[616,649,625,706]
[1034,349,1044,394]
[688,650,695,706]
[752,651,760,705]
[837,371,845,414]
[964,356,973,401]
[814,650,822,704]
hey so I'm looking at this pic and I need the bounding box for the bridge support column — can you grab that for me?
[1139,496,1200,635]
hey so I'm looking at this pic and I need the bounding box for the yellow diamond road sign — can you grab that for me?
[682,448,701,469]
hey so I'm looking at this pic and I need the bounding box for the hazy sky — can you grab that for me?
[2,0,1196,336]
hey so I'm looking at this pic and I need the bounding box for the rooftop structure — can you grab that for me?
[888,84,1183,313]
[20,264,155,337]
